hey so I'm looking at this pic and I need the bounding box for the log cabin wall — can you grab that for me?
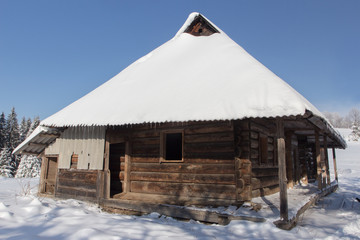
[55,169,103,202]
[234,119,279,199]
[106,121,237,205]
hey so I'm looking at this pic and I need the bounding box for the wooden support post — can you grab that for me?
[285,132,294,188]
[277,119,288,221]
[294,147,300,185]
[124,141,131,193]
[39,154,47,193]
[320,147,326,189]
[104,138,110,199]
[323,136,330,185]
[315,131,322,190]
[332,147,338,182]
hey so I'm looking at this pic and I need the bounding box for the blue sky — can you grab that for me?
[1,0,359,120]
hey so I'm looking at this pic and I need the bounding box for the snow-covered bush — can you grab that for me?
[348,124,360,141]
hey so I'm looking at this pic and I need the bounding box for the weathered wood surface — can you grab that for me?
[131,162,235,174]
[119,192,238,206]
[101,198,265,225]
[285,132,294,188]
[108,121,236,201]
[315,132,322,190]
[332,148,338,182]
[131,181,236,199]
[55,169,99,201]
[235,119,279,199]
[277,119,288,221]
[130,172,235,184]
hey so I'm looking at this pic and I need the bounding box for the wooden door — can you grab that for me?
[44,157,58,194]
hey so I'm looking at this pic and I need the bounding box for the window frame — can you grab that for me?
[160,130,184,163]
[259,134,268,165]
[70,153,78,169]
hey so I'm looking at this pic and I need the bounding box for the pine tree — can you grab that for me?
[27,116,40,137]
[19,117,29,143]
[15,155,41,178]
[15,116,42,178]
[5,107,20,150]
[0,147,16,177]
[0,112,5,149]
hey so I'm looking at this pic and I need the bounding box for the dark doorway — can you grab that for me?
[109,142,125,197]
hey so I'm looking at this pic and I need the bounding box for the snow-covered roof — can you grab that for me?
[40,12,326,128]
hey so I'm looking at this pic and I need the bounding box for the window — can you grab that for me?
[259,135,268,165]
[71,153,78,169]
[160,131,184,162]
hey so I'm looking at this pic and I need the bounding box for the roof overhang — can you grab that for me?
[12,126,63,156]
[282,110,346,149]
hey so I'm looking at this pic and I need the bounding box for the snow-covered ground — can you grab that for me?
[0,129,359,239]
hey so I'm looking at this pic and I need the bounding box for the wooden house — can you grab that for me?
[14,13,345,222]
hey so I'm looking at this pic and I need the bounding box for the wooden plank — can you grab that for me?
[58,178,97,190]
[252,184,280,198]
[130,172,235,185]
[184,132,233,143]
[252,167,278,177]
[250,131,259,140]
[124,141,131,193]
[184,142,234,153]
[39,155,48,193]
[131,162,235,174]
[101,198,265,224]
[130,181,236,199]
[251,176,279,189]
[332,148,338,182]
[96,171,104,202]
[185,124,233,135]
[131,131,160,139]
[250,139,259,149]
[324,136,331,185]
[315,131,322,190]
[184,152,234,160]
[57,185,96,198]
[118,192,239,206]
[184,158,235,164]
[132,144,159,154]
[132,137,160,145]
[250,121,272,136]
[277,119,288,221]
[57,170,98,182]
[285,132,294,188]
[131,157,160,163]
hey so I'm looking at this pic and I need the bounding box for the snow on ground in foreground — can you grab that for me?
[0,131,359,239]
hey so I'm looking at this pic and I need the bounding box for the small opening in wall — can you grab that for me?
[165,133,183,160]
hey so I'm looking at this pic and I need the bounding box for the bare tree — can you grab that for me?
[348,108,360,126]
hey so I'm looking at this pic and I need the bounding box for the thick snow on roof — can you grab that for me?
[41,12,324,127]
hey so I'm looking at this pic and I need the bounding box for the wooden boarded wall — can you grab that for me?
[234,119,279,199]
[45,126,106,170]
[107,121,237,203]
[55,169,102,202]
